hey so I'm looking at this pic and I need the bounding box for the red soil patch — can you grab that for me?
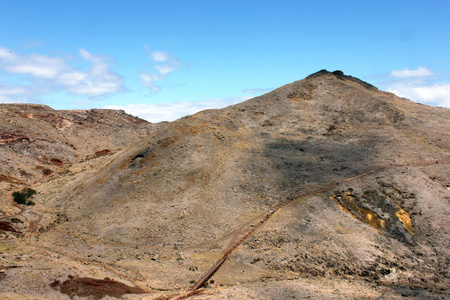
[50,275,147,299]
[39,113,70,128]
[0,130,29,144]
[50,158,64,167]
[0,221,19,233]
[42,169,54,176]
[95,149,112,156]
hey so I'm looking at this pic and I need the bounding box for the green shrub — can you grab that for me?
[12,188,36,206]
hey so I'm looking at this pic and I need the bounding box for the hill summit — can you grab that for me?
[1,70,449,299]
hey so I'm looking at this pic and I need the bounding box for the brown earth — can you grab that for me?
[0,70,449,299]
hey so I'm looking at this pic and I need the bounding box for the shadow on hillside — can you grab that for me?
[262,135,421,245]
[263,137,378,197]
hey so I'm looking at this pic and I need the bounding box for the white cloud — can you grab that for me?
[0,46,68,79]
[154,64,179,76]
[0,46,123,101]
[58,49,123,97]
[151,50,170,62]
[140,71,162,93]
[0,83,27,102]
[390,67,434,78]
[389,82,450,108]
[79,48,92,60]
[0,82,43,103]
[7,54,68,78]
[412,84,450,102]
[59,71,86,86]
[104,97,246,123]
[141,47,181,93]
[0,47,17,59]
[380,66,450,108]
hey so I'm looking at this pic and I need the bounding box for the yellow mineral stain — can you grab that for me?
[364,209,386,230]
[331,195,353,216]
[331,193,386,231]
[383,194,414,235]
[396,208,413,235]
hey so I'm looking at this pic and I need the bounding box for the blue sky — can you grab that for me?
[1,0,449,122]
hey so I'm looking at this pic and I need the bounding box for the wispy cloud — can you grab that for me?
[0,46,123,102]
[151,50,170,62]
[140,73,162,93]
[243,87,272,95]
[390,67,434,78]
[0,82,30,103]
[0,46,69,79]
[140,46,181,93]
[59,49,123,97]
[104,96,245,123]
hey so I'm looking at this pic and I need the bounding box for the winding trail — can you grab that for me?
[173,160,448,299]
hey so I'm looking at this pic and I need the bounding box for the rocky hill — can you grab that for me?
[0,104,158,187]
[0,70,449,299]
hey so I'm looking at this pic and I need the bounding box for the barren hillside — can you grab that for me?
[1,70,449,299]
[0,104,159,188]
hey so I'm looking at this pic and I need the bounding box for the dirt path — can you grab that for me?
[172,160,448,299]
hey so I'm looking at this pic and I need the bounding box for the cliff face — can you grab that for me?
[1,70,449,299]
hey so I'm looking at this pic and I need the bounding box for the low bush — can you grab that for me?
[12,188,36,206]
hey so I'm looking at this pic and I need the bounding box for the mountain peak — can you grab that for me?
[305,69,378,91]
